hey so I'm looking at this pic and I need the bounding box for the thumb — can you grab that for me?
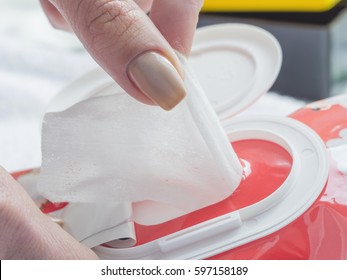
[0,167,98,259]
[51,0,186,110]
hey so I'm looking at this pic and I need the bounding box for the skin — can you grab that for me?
[0,0,203,259]
[40,0,203,105]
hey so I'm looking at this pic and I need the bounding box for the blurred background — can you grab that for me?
[199,0,347,99]
[5,0,346,172]
[0,0,98,172]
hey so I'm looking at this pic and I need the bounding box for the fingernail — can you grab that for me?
[127,51,186,110]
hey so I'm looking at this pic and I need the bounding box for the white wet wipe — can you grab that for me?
[37,57,242,213]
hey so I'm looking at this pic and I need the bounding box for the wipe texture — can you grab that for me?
[38,62,242,212]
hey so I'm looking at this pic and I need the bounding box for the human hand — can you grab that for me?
[0,166,98,259]
[39,0,204,110]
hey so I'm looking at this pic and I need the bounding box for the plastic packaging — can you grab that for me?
[11,24,347,259]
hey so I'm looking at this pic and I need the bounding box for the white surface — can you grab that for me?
[0,0,97,172]
[0,0,306,173]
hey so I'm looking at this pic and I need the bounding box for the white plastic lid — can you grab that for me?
[22,114,330,257]
[190,24,282,119]
[94,116,329,260]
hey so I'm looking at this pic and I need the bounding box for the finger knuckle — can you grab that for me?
[79,0,139,55]
[87,0,122,32]
[85,0,135,35]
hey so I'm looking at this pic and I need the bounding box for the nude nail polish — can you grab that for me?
[127,51,186,110]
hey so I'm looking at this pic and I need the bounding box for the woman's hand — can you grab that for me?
[0,166,98,259]
[40,0,204,110]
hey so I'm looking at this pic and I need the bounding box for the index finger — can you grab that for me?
[51,0,187,110]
